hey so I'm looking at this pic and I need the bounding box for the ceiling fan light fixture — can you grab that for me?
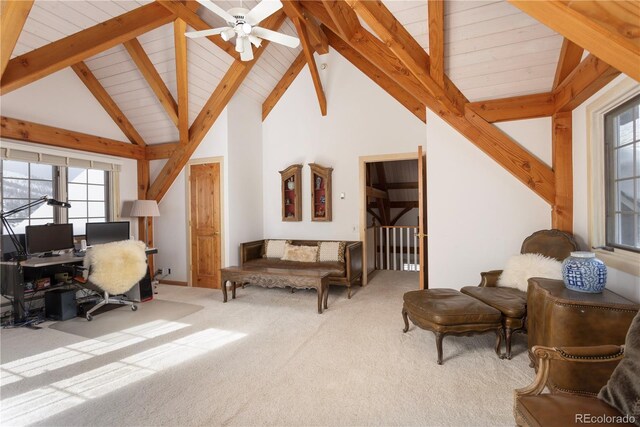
[235,36,245,53]
[248,35,262,48]
[242,22,252,35]
[221,28,236,41]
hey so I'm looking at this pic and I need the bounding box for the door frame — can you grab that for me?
[359,151,419,286]
[186,157,225,288]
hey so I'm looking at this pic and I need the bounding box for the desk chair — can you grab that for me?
[82,240,147,321]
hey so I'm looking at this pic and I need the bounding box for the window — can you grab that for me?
[588,77,640,277]
[1,160,111,236]
[605,95,640,253]
[67,168,108,235]
[1,160,55,233]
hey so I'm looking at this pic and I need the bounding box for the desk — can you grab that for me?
[1,248,158,323]
[1,255,83,323]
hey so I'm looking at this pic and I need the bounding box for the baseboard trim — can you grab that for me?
[160,280,188,287]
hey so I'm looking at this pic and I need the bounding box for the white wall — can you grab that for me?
[573,75,640,302]
[426,114,552,288]
[262,49,427,240]
[1,68,128,142]
[226,93,264,264]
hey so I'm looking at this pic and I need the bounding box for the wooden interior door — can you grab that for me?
[189,163,221,288]
[417,146,429,289]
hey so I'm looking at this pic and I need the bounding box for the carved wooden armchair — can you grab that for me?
[514,345,627,426]
[461,229,578,359]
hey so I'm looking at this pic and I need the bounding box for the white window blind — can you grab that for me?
[0,147,121,172]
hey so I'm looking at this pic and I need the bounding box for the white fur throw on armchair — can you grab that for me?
[84,240,148,294]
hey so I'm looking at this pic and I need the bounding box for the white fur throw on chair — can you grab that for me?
[497,253,562,292]
[84,240,147,294]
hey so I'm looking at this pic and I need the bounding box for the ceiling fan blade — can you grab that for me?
[196,0,236,24]
[184,27,231,39]
[252,27,300,48]
[240,38,254,61]
[246,0,283,26]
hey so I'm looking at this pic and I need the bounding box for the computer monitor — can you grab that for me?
[85,221,130,246]
[25,224,74,257]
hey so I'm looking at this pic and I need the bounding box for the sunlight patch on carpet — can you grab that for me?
[0,328,246,426]
[0,320,189,388]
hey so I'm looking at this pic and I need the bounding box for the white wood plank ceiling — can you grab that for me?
[10,1,565,144]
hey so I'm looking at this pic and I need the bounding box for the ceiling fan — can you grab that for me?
[185,0,300,61]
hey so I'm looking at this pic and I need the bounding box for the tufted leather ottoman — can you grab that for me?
[402,289,504,364]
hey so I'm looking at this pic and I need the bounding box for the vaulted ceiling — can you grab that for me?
[0,0,638,229]
[6,0,572,145]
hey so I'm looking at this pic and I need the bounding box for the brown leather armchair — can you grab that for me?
[514,345,628,427]
[461,229,578,359]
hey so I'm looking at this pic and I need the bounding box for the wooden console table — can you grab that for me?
[220,266,330,314]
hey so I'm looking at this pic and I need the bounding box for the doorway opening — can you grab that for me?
[359,148,428,289]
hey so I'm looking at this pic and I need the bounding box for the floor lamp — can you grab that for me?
[129,200,160,248]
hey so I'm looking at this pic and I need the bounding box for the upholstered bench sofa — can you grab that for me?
[240,239,363,298]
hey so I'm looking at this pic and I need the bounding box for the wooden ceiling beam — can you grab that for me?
[466,93,555,123]
[509,0,640,81]
[427,0,444,86]
[374,163,391,225]
[262,52,306,121]
[71,62,146,146]
[366,186,388,199]
[554,54,621,112]
[156,0,240,60]
[552,39,584,90]
[147,11,287,202]
[552,111,573,232]
[0,116,145,159]
[145,142,179,160]
[0,2,174,95]
[123,38,179,127]
[325,28,426,123]
[0,0,34,79]
[323,0,360,41]
[346,0,467,115]
[282,0,329,54]
[291,16,327,116]
[174,18,189,145]
[313,0,554,204]
[386,182,419,190]
[304,2,431,106]
[368,201,418,209]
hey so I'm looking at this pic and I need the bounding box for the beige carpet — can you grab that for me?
[0,271,533,426]
[49,299,203,339]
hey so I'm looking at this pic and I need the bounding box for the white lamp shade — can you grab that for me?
[130,200,160,218]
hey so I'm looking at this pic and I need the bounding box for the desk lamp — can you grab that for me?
[0,196,71,261]
[129,200,160,247]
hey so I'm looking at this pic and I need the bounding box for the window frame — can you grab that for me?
[1,160,112,236]
[588,77,640,276]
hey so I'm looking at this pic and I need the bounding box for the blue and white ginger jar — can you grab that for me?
[561,251,607,293]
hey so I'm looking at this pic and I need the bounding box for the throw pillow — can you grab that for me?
[264,239,289,259]
[598,312,640,419]
[318,241,346,263]
[497,253,562,292]
[281,243,318,262]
